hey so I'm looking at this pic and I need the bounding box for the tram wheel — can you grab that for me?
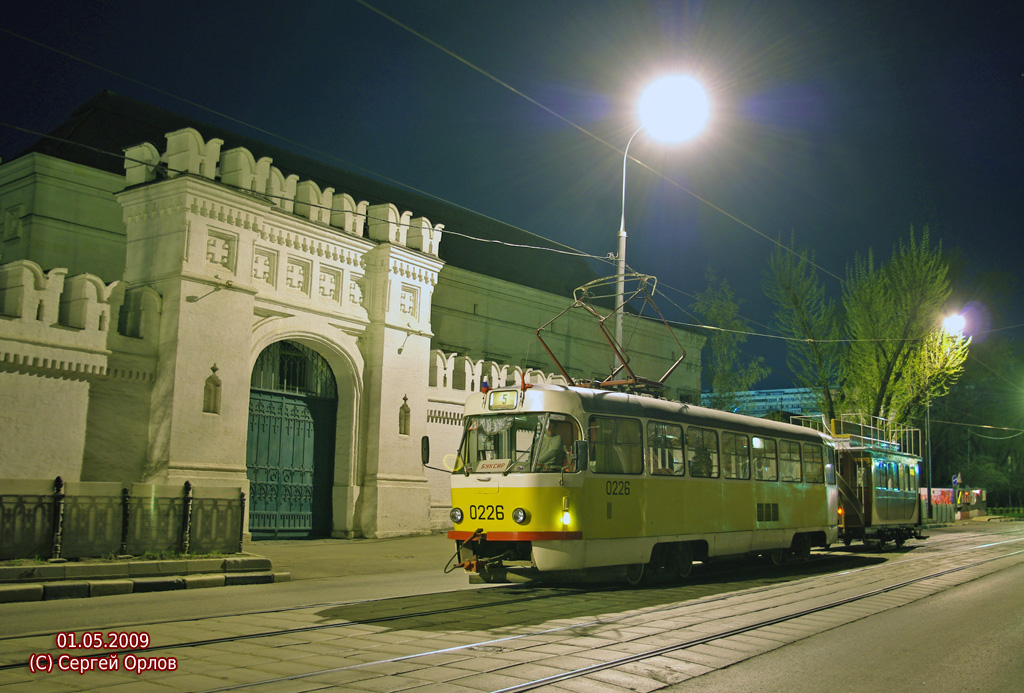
[792,535,811,562]
[894,536,906,548]
[672,544,693,578]
[768,548,785,566]
[624,563,646,587]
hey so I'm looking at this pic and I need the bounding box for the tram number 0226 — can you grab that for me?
[468,504,504,521]
[605,480,630,496]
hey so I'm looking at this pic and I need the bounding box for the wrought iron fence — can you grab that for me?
[0,477,245,561]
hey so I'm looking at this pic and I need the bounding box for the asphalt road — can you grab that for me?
[667,558,1024,692]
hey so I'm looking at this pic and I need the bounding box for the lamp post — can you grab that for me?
[614,75,710,348]
[925,313,968,520]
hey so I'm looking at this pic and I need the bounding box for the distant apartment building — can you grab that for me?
[701,388,820,419]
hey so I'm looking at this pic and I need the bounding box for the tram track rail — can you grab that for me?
[3,528,1021,690]
[495,545,1024,692]
[185,539,1024,692]
[0,585,598,672]
[0,545,884,668]
[0,548,875,667]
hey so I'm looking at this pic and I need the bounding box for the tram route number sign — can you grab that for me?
[488,390,518,410]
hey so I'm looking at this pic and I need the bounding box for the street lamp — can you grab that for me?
[615,75,710,348]
[926,312,968,520]
[943,313,966,336]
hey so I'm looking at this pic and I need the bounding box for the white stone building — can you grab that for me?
[0,92,703,539]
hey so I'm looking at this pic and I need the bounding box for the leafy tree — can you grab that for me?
[765,226,969,425]
[887,327,970,423]
[764,236,842,421]
[843,227,958,420]
[691,269,770,410]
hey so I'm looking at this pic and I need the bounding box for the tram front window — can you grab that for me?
[458,413,577,474]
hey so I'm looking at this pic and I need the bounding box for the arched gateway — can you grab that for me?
[246,340,339,538]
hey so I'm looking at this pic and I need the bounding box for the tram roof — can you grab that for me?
[557,386,828,443]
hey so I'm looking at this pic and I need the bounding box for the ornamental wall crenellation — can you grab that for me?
[427,349,567,396]
[124,127,441,257]
[0,259,160,382]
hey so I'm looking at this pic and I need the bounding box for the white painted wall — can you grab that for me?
[0,125,703,541]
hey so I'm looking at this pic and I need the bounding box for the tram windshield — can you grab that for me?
[456,413,578,474]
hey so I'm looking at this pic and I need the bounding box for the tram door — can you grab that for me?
[246,341,338,538]
[584,416,645,540]
[838,452,871,529]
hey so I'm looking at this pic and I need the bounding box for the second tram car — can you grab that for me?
[446,384,840,583]
[833,429,925,548]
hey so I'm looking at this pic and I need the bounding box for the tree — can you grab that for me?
[691,269,770,410]
[765,226,969,425]
[887,326,970,423]
[843,227,963,421]
[764,236,842,422]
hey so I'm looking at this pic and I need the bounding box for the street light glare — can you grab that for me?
[943,313,966,336]
[637,75,710,143]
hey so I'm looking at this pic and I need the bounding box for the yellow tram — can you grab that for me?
[447,384,840,583]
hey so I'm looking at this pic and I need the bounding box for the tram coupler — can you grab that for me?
[455,529,485,571]
[456,558,482,573]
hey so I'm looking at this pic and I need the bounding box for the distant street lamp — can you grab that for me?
[926,312,968,520]
[943,313,966,336]
[614,75,710,348]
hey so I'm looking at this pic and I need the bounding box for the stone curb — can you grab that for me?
[0,555,288,604]
[0,571,290,603]
[0,555,271,583]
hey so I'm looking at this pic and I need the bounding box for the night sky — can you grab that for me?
[2,1,1021,388]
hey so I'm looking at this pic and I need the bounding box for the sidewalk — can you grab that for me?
[241,531,456,581]
[0,532,457,604]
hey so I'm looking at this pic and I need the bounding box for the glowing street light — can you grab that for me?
[943,313,967,336]
[638,75,712,143]
[926,312,968,519]
[615,75,710,348]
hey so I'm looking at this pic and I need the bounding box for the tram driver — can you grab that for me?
[535,420,568,471]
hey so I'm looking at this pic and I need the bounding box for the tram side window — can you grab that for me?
[825,447,837,485]
[687,427,719,478]
[909,464,918,490]
[802,444,824,483]
[588,416,643,475]
[753,437,778,481]
[779,440,802,482]
[875,461,894,490]
[722,432,751,480]
[648,422,684,476]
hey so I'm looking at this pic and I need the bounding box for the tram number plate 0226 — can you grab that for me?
[468,504,504,520]
[605,480,630,496]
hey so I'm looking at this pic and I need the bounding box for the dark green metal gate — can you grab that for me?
[246,341,338,538]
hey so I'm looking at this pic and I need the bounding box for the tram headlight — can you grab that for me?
[512,507,529,525]
[561,510,572,526]
[450,508,464,524]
